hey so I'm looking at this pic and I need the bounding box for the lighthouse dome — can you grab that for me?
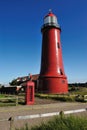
[42,10,60,29]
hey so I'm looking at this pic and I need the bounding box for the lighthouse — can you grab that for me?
[38,11,68,94]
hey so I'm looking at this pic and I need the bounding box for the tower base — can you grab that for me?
[38,76,68,94]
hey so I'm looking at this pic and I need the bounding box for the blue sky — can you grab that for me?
[0,0,87,84]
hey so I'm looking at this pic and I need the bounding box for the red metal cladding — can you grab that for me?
[39,11,68,94]
[44,11,56,18]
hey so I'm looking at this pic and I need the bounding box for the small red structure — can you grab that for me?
[39,11,68,94]
[25,81,34,105]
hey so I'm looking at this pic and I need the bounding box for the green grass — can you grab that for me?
[35,93,76,102]
[35,87,87,102]
[0,102,16,107]
[15,115,87,130]
[70,87,87,95]
[0,94,25,107]
[0,94,6,98]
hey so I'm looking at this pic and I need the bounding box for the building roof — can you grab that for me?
[16,74,39,83]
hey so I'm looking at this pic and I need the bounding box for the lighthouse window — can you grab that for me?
[51,17,54,23]
[62,80,65,83]
[44,16,51,24]
[57,42,60,48]
[51,16,57,24]
[58,68,63,75]
[60,69,63,75]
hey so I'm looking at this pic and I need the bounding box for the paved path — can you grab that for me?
[0,102,87,130]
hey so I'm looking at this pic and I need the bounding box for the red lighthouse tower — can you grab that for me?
[38,11,68,94]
